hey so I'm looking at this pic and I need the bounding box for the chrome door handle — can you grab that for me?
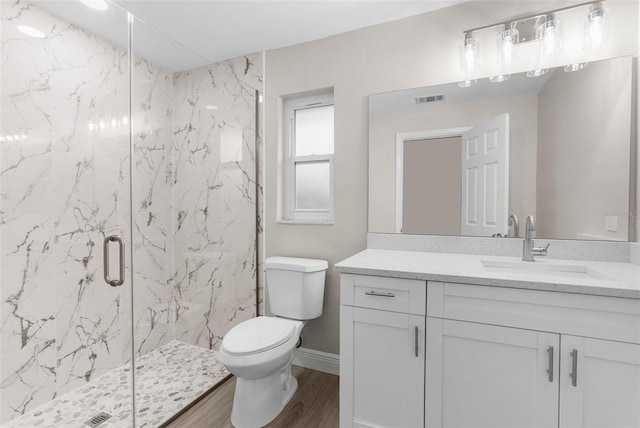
[546,346,554,382]
[103,235,125,287]
[569,349,578,387]
[414,326,419,357]
[364,291,395,298]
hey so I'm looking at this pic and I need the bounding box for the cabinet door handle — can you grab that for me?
[365,291,395,298]
[546,346,554,382]
[569,349,578,387]
[103,235,125,287]
[414,326,419,357]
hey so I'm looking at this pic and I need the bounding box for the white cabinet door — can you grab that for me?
[340,305,425,428]
[426,318,559,428]
[560,335,640,428]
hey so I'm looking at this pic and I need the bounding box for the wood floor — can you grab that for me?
[163,366,339,428]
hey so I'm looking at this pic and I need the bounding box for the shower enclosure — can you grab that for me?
[0,1,261,426]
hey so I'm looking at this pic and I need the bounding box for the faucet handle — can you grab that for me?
[533,243,550,257]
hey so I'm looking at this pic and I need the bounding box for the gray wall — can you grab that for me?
[537,56,632,241]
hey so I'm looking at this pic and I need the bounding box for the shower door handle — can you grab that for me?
[103,235,125,287]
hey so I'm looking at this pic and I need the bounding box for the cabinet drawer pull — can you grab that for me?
[414,326,419,357]
[570,349,578,387]
[364,291,395,298]
[546,346,554,382]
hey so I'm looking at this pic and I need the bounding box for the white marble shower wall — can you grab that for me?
[0,1,262,424]
[131,54,175,357]
[170,55,261,350]
[0,1,132,423]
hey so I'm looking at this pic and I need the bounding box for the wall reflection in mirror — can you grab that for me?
[369,56,636,241]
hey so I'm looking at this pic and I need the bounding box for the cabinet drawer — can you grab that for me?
[427,282,640,344]
[341,274,426,315]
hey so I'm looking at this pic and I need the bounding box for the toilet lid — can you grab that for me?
[222,317,297,356]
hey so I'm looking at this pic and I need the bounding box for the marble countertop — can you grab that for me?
[334,249,640,299]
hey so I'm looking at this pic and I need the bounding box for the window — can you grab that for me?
[284,94,334,222]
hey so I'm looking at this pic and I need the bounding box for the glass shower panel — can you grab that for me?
[0,1,134,426]
[130,16,261,426]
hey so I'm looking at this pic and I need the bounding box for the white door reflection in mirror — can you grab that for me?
[461,114,509,237]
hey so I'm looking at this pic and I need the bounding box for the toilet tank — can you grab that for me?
[265,257,328,320]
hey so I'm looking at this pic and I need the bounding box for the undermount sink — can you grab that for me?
[481,260,613,281]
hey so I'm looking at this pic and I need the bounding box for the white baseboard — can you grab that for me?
[293,347,340,376]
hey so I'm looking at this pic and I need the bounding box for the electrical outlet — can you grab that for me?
[605,215,618,232]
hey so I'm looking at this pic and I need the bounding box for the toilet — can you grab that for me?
[218,256,328,428]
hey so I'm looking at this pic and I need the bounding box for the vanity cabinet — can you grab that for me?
[425,318,559,428]
[559,335,640,428]
[426,282,640,428]
[340,274,426,428]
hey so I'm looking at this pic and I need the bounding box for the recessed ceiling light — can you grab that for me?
[205,105,218,110]
[80,0,109,11]
[17,25,45,39]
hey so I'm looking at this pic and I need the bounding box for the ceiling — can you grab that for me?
[34,0,466,71]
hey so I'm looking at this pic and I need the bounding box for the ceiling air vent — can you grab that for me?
[415,94,445,104]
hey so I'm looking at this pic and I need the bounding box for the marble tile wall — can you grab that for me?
[0,1,262,424]
[131,54,174,357]
[170,54,262,350]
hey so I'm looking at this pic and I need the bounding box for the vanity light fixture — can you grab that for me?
[458,0,609,87]
[564,62,589,72]
[17,25,45,38]
[458,79,477,88]
[538,16,563,57]
[526,69,549,78]
[497,27,519,66]
[489,74,510,83]
[584,2,609,50]
[80,0,109,11]
[460,33,479,73]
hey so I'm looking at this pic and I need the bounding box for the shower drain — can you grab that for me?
[84,412,112,427]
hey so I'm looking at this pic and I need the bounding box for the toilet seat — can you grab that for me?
[222,316,297,356]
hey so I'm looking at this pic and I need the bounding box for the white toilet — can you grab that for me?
[218,256,328,428]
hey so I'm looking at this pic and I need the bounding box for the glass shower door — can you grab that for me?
[129,14,261,427]
[0,1,135,426]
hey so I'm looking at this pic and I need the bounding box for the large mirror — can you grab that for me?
[368,55,636,241]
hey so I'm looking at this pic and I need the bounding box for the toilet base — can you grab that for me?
[230,360,298,428]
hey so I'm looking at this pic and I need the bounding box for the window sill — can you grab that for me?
[277,219,334,225]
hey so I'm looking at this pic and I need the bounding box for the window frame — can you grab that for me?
[284,93,335,222]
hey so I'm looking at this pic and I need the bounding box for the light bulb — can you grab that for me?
[584,5,609,51]
[539,18,563,57]
[460,34,479,73]
[497,28,519,65]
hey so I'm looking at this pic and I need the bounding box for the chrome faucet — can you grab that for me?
[523,215,550,262]
[508,214,519,238]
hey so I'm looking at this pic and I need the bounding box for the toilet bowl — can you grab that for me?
[218,257,327,428]
[218,317,304,427]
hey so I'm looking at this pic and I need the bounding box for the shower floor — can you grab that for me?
[4,340,229,428]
